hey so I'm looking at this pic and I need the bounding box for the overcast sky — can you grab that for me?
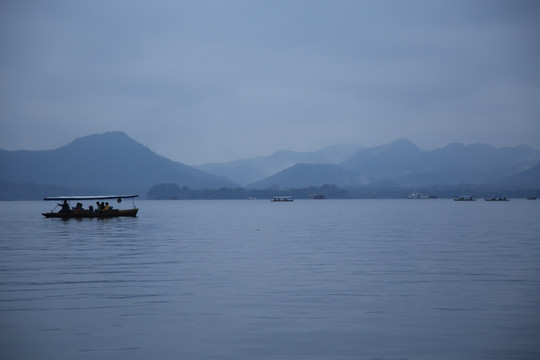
[1,0,539,164]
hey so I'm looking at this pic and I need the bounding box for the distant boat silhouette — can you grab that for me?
[485,196,509,201]
[408,192,437,199]
[454,195,476,201]
[271,196,293,202]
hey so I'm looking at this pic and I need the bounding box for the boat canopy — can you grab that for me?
[43,195,138,201]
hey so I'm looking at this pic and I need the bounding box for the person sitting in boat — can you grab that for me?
[58,200,70,213]
[103,202,110,211]
[95,201,100,211]
[74,202,83,210]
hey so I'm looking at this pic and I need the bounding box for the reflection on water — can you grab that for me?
[1,200,539,360]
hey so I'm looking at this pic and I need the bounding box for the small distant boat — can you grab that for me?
[485,196,509,201]
[42,195,139,218]
[271,196,293,202]
[454,195,476,201]
[309,194,325,199]
[527,196,536,200]
[408,192,437,199]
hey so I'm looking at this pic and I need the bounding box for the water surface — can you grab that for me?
[1,199,539,359]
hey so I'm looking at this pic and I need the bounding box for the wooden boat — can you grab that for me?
[484,196,509,201]
[454,195,476,201]
[408,192,437,199]
[271,196,293,202]
[42,195,139,218]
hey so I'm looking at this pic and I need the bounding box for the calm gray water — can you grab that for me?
[1,199,539,360]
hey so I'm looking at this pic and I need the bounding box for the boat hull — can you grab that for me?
[454,196,476,201]
[42,208,138,219]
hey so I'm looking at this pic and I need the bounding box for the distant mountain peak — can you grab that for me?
[63,131,146,152]
[388,138,420,151]
[70,131,133,143]
[361,138,421,157]
[0,131,235,195]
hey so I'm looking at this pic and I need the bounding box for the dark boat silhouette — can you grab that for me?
[42,195,139,218]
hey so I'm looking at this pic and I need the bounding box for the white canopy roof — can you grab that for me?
[43,195,138,201]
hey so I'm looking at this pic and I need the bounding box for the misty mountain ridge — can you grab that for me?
[199,137,538,189]
[501,162,540,187]
[245,139,540,189]
[341,139,539,178]
[0,131,234,196]
[195,143,364,186]
[248,163,368,189]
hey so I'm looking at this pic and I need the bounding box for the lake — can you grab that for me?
[1,199,539,359]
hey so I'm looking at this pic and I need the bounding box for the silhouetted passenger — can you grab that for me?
[58,200,69,213]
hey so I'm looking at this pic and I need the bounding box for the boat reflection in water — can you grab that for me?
[42,195,139,218]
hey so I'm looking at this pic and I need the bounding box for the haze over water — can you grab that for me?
[1,199,539,359]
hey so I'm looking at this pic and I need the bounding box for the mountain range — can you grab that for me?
[195,144,363,186]
[0,131,234,198]
[248,139,540,189]
[1,132,539,200]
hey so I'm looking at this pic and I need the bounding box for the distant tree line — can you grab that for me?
[2,180,536,200]
[146,183,352,200]
[147,182,540,200]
